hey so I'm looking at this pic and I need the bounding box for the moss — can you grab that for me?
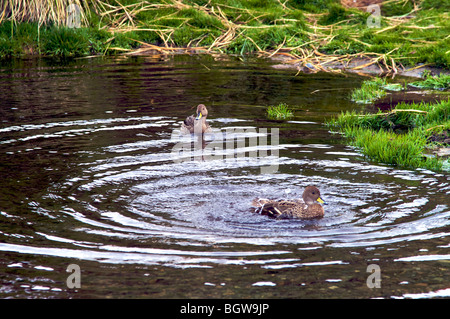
[321,32,367,55]
[227,21,305,54]
[108,32,133,50]
[415,44,450,69]
[288,0,339,13]
[319,4,348,25]
[227,36,258,55]
[254,26,292,50]
[381,0,414,17]
[421,0,450,10]
[178,8,224,29]
[172,26,215,46]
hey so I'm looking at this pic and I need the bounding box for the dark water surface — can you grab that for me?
[0,55,449,298]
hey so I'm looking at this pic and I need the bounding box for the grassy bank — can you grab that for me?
[327,99,450,171]
[0,0,449,70]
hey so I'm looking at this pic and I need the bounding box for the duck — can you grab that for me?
[251,185,326,219]
[181,104,212,134]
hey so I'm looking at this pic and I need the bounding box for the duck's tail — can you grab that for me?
[251,198,270,207]
[250,199,284,219]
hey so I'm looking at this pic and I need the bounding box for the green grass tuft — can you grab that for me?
[410,73,450,90]
[350,77,387,104]
[42,27,89,57]
[267,103,294,120]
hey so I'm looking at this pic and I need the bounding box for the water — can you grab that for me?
[0,55,449,299]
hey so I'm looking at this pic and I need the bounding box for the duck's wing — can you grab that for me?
[251,198,300,207]
[251,198,271,207]
[181,115,195,134]
[252,199,300,219]
[183,114,195,127]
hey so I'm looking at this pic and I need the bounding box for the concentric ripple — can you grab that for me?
[3,113,448,270]
[0,56,449,298]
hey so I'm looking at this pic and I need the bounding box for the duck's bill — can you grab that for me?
[317,197,327,205]
[195,112,203,120]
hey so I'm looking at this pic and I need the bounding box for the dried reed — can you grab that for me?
[0,0,88,26]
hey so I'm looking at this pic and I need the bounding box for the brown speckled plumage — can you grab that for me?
[252,186,326,219]
[181,104,211,134]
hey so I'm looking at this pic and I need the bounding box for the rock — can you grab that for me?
[437,148,450,157]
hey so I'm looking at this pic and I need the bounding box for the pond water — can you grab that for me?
[0,55,449,299]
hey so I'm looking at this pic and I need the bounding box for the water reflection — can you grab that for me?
[0,55,449,298]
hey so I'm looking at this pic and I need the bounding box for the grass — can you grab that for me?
[346,127,442,170]
[0,0,448,70]
[267,103,294,120]
[42,27,89,57]
[350,77,387,104]
[409,73,450,90]
[327,99,450,171]
[0,22,113,58]
[350,73,450,104]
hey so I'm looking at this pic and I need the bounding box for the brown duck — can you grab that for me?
[252,186,326,219]
[181,104,212,134]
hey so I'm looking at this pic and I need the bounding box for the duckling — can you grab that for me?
[252,186,326,219]
[181,104,212,134]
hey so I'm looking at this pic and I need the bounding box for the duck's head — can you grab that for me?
[195,104,208,120]
[302,186,327,206]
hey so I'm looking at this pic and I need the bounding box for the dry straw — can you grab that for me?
[0,0,88,26]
